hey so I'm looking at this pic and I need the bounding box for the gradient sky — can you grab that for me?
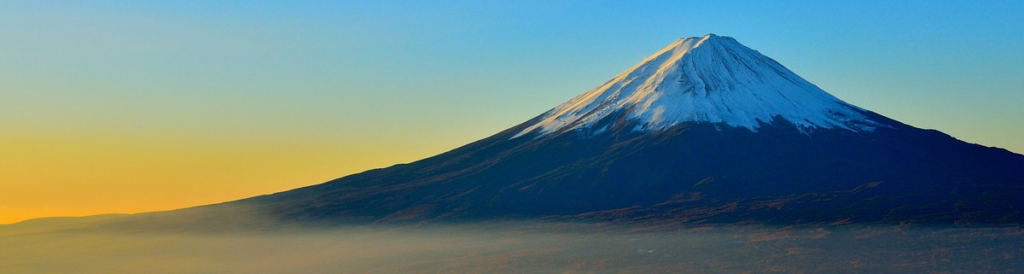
[2,0,1023,224]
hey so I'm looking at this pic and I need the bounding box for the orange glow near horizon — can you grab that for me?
[0,130,459,225]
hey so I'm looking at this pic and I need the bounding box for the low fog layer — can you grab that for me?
[2,217,1022,273]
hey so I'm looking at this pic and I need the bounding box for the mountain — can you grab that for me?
[196,34,1024,226]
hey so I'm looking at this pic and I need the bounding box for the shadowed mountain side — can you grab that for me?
[191,109,1024,226]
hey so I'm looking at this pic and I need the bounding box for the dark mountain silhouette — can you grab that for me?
[174,34,1024,226]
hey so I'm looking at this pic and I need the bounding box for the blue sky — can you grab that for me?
[2,0,1023,223]
[4,1,1022,148]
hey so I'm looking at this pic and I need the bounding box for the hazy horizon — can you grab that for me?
[3,216,1022,273]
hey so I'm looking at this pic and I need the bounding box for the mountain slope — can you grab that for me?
[195,34,1024,226]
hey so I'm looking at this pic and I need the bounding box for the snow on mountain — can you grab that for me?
[514,34,882,138]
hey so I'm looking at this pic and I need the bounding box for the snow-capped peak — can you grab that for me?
[513,34,881,138]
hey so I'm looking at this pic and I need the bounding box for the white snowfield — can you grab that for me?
[514,34,881,138]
